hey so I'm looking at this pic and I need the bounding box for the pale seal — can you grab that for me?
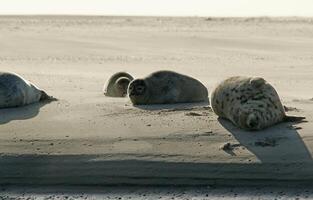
[103,72,134,97]
[0,72,56,108]
[128,70,208,105]
[210,76,305,131]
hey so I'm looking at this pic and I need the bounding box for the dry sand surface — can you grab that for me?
[0,16,313,185]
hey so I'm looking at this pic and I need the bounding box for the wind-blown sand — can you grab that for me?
[0,16,313,185]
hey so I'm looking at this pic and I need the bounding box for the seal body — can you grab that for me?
[128,70,208,105]
[210,76,304,130]
[0,72,53,108]
[103,72,134,97]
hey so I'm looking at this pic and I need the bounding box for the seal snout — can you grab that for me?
[129,86,144,96]
[246,113,260,130]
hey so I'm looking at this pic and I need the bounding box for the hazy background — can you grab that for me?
[0,0,313,17]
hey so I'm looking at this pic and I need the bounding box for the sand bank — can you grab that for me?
[0,16,312,185]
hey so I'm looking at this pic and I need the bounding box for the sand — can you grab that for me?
[2,185,313,199]
[0,16,313,185]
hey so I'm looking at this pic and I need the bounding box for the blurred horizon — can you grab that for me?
[0,0,313,17]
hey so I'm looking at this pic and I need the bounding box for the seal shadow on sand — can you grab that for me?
[133,100,210,111]
[218,118,312,163]
[0,100,54,125]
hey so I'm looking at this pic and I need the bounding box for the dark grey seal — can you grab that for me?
[128,70,208,105]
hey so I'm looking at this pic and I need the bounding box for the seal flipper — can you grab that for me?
[40,90,57,102]
[284,115,306,122]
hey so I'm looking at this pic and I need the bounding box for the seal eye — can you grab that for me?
[136,85,145,94]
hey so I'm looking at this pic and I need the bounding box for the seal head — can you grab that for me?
[128,79,148,105]
[103,72,134,97]
[236,107,263,130]
[115,77,131,97]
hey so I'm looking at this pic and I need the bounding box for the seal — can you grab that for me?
[0,72,56,108]
[103,72,134,97]
[210,76,305,130]
[128,70,208,105]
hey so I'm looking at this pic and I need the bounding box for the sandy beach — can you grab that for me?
[2,185,313,199]
[0,16,313,185]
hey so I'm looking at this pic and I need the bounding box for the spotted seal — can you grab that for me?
[210,76,305,130]
[128,70,208,105]
[103,72,134,97]
[0,72,56,108]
